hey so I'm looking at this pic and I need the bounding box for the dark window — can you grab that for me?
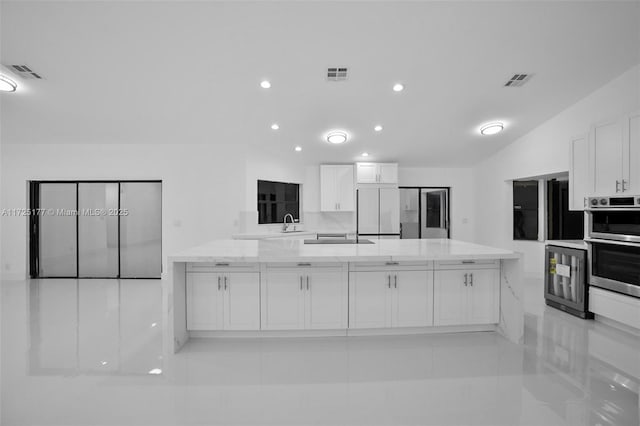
[257,180,300,224]
[513,181,538,240]
[547,179,584,240]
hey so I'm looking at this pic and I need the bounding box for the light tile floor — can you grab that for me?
[1,277,638,425]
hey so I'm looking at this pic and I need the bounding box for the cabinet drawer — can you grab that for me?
[266,262,344,270]
[186,262,259,273]
[349,261,433,272]
[435,259,499,270]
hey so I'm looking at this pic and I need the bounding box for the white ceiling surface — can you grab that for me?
[1,1,639,166]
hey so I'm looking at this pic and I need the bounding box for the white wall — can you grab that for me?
[0,143,246,279]
[473,64,640,278]
[398,167,475,242]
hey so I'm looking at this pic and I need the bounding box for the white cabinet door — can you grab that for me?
[569,134,588,211]
[623,111,640,194]
[306,268,347,329]
[356,163,378,183]
[335,166,355,211]
[223,272,260,330]
[433,270,466,326]
[262,270,305,330]
[186,273,223,330]
[466,269,499,325]
[591,120,623,196]
[349,271,390,328]
[378,163,398,184]
[391,270,433,327]
[320,165,337,212]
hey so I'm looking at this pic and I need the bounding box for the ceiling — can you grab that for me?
[1,1,639,166]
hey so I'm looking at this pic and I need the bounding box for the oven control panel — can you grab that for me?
[587,196,640,208]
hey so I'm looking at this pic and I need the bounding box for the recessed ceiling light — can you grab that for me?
[374,125,383,132]
[393,83,404,92]
[271,123,279,130]
[0,75,17,92]
[361,152,369,157]
[260,80,271,89]
[148,368,162,375]
[294,146,302,152]
[480,122,504,135]
[326,130,348,144]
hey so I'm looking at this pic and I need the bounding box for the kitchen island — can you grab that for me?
[168,239,523,352]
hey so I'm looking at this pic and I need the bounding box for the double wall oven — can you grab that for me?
[586,195,640,299]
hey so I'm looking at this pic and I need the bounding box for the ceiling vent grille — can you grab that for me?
[504,73,532,87]
[327,67,348,81]
[9,64,43,79]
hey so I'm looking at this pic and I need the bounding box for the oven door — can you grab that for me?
[587,239,640,298]
[588,209,640,243]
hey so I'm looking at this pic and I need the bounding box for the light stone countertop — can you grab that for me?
[169,238,520,263]
[232,230,356,240]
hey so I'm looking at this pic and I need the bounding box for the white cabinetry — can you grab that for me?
[356,163,398,184]
[262,263,348,330]
[186,264,260,331]
[589,111,640,196]
[320,165,355,212]
[433,260,499,326]
[348,262,433,329]
[569,134,588,211]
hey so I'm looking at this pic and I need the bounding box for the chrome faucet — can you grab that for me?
[283,213,295,232]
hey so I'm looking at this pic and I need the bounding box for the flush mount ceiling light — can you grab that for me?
[392,83,404,92]
[326,130,348,144]
[361,152,369,157]
[294,146,302,152]
[480,122,504,135]
[260,80,271,89]
[374,125,383,132]
[0,74,17,92]
[271,123,279,130]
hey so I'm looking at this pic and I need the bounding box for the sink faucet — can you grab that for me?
[283,213,295,232]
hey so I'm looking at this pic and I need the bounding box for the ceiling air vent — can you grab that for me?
[9,64,43,79]
[504,73,532,87]
[327,67,348,82]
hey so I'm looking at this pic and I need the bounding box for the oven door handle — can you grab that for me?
[585,238,640,248]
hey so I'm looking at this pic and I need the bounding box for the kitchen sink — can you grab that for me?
[304,239,374,244]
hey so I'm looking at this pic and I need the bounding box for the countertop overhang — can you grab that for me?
[169,238,520,263]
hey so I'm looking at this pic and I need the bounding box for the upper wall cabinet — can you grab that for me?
[356,163,398,184]
[588,111,640,196]
[320,165,355,212]
[569,134,588,210]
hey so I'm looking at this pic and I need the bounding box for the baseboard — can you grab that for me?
[593,314,640,338]
[187,324,497,339]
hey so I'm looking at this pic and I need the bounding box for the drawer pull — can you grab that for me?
[462,260,475,264]
[297,262,312,267]
[215,263,230,267]
[385,262,399,266]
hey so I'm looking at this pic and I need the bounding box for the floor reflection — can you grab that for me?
[28,279,163,376]
[1,277,638,425]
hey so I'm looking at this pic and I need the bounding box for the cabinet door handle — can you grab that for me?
[470,273,473,287]
[464,273,468,286]
[306,276,310,290]
[622,180,628,191]
[388,275,391,289]
[394,275,397,289]
[300,276,303,291]
[218,276,221,291]
[338,202,340,210]
[616,180,621,193]
[224,276,228,290]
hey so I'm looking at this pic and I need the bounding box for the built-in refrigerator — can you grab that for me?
[357,187,400,239]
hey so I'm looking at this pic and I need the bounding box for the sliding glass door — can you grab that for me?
[37,183,78,277]
[120,182,162,278]
[30,181,162,279]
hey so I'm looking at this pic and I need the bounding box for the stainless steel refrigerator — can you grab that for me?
[357,187,400,239]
